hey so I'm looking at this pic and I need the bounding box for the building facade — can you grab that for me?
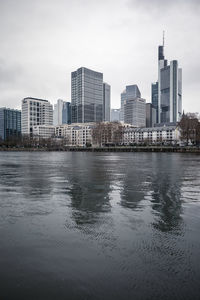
[123,125,180,145]
[32,123,94,147]
[21,97,53,135]
[32,125,55,139]
[146,103,157,128]
[53,99,71,125]
[71,67,103,123]
[120,91,126,122]
[157,43,182,123]
[0,108,21,140]
[120,85,141,122]
[111,109,121,122]
[62,101,71,124]
[124,98,146,127]
[58,123,94,147]
[151,82,158,123]
[103,82,111,122]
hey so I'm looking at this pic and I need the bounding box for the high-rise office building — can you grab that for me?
[0,108,21,140]
[146,103,157,128]
[71,67,103,123]
[120,85,141,122]
[62,101,71,125]
[156,38,182,123]
[120,91,126,122]
[21,97,53,135]
[124,98,146,127]
[111,109,121,122]
[53,99,71,125]
[103,82,111,122]
[53,99,63,126]
[151,82,158,123]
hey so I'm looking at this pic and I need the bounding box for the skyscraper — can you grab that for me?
[53,99,71,125]
[151,82,158,123]
[62,101,71,125]
[157,37,182,123]
[21,97,53,135]
[146,103,157,128]
[120,91,126,122]
[124,98,146,127]
[103,82,111,122]
[0,108,21,140]
[111,109,121,122]
[120,85,141,122]
[71,67,103,123]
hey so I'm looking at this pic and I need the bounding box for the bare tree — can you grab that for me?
[179,113,200,145]
[92,122,123,147]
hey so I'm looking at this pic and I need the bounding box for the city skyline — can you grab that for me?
[0,0,200,113]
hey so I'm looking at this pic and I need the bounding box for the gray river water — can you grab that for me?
[0,152,200,299]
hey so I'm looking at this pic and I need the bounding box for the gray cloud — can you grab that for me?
[0,0,199,113]
[127,0,200,10]
[0,60,21,86]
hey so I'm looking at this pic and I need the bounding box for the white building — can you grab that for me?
[123,125,180,145]
[53,99,63,126]
[56,123,94,147]
[33,123,94,147]
[32,125,55,139]
[21,97,53,135]
[53,99,71,126]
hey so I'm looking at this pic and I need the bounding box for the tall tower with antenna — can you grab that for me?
[153,32,182,124]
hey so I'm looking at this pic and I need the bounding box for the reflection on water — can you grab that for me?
[66,155,112,225]
[0,152,200,300]
[150,155,183,233]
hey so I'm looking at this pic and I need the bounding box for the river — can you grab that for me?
[0,152,200,299]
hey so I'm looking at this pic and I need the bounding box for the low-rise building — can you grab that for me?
[32,125,56,139]
[123,125,180,145]
[33,123,94,147]
[56,123,94,146]
[32,122,180,147]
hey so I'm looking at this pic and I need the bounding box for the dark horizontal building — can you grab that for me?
[0,108,21,140]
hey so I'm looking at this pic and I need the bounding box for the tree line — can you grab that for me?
[1,114,200,148]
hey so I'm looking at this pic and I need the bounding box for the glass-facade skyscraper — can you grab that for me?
[151,82,158,123]
[53,99,71,125]
[62,101,71,124]
[124,98,146,127]
[103,82,111,122]
[0,108,21,140]
[71,67,103,123]
[120,85,141,122]
[157,43,182,123]
[111,109,120,122]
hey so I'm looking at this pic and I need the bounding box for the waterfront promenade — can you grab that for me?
[0,146,200,153]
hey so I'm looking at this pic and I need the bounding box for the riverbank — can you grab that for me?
[0,146,200,153]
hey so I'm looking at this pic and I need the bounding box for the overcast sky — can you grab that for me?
[0,0,200,113]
